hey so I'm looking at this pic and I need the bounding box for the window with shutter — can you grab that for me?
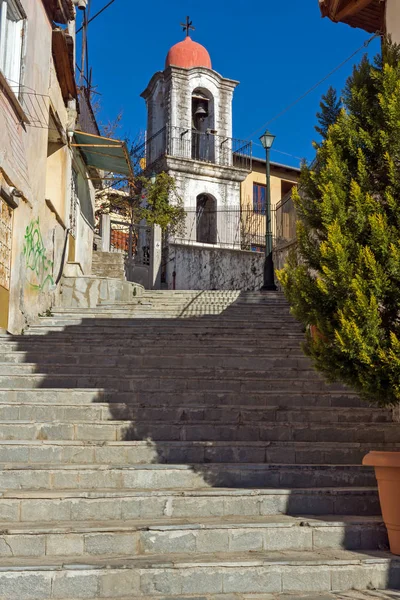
[0,0,25,88]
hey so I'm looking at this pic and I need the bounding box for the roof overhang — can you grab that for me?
[42,0,75,24]
[72,132,133,179]
[319,0,385,33]
[52,28,77,102]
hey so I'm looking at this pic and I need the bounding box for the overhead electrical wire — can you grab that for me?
[76,0,117,34]
[247,32,380,141]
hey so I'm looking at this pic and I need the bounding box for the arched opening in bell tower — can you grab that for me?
[192,88,215,162]
[196,193,217,244]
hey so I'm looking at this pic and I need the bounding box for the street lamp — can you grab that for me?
[259,129,277,291]
[150,171,156,185]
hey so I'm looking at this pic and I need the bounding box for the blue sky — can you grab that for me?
[77,0,380,169]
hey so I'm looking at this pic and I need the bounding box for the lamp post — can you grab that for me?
[259,129,277,291]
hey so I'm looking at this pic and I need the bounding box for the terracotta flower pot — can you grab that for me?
[363,451,400,555]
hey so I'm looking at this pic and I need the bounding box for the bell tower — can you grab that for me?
[140,19,251,247]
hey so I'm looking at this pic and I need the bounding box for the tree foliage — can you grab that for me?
[315,86,342,141]
[96,172,185,234]
[277,40,400,407]
[138,172,185,234]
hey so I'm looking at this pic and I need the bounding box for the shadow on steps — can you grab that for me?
[4,291,400,584]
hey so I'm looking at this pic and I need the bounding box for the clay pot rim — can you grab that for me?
[363,451,400,468]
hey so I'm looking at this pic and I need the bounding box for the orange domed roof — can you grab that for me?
[165,36,212,70]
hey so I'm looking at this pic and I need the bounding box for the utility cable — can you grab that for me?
[76,0,116,34]
[247,32,380,140]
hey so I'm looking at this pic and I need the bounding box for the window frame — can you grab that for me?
[253,182,266,216]
[0,0,26,91]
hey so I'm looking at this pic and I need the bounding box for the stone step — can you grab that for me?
[0,440,395,466]
[0,487,381,523]
[0,354,313,370]
[0,463,377,490]
[0,419,397,443]
[27,317,303,327]
[26,328,306,338]
[0,402,388,424]
[0,363,321,378]
[0,365,325,383]
[0,348,307,362]
[0,389,365,408]
[91,256,125,262]
[91,264,125,270]
[0,337,307,350]
[51,306,294,313]
[0,515,387,559]
[0,593,394,600]
[91,260,125,268]
[91,270,125,279]
[0,374,346,393]
[41,311,299,320]
[30,320,304,331]
[100,302,291,309]
[0,359,315,373]
[0,549,398,598]
[92,251,125,259]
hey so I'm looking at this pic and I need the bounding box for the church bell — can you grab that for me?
[194,102,208,118]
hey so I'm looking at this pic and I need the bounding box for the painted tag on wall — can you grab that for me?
[23,218,54,291]
[0,197,13,291]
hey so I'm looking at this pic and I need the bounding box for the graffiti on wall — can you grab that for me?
[23,218,54,291]
[0,198,13,291]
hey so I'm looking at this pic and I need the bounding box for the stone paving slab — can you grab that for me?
[0,462,377,490]
[0,550,398,599]
[0,439,393,468]
[0,514,387,558]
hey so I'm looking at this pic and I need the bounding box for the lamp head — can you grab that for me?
[259,130,275,150]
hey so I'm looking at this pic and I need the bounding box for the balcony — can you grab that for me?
[133,126,252,174]
[77,88,100,136]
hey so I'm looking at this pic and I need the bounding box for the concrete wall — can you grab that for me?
[386,0,400,43]
[166,243,264,291]
[57,276,144,309]
[0,0,95,333]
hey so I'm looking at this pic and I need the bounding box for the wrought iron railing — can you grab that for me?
[170,206,276,251]
[275,190,297,247]
[77,87,100,136]
[132,127,252,173]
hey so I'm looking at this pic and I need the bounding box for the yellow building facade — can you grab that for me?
[239,157,299,249]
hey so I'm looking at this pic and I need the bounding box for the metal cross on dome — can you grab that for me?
[181,16,195,37]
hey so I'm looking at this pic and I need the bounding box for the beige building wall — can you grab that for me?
[0,0,95,333]
[386,0,400,44]
[240,159,299,242]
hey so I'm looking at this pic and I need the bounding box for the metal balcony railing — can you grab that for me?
[77,88,100,136]
[132,126,252,173]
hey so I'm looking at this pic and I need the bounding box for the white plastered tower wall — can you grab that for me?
[141,56,247,248]
[145,66,237,141]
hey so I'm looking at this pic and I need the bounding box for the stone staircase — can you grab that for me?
[0,290,399,599]
[92,251,126,280]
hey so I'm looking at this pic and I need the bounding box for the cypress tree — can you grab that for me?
[315,86,342,141]
[277,41,400,406]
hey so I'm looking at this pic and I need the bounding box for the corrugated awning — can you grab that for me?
[72,132,133,179]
